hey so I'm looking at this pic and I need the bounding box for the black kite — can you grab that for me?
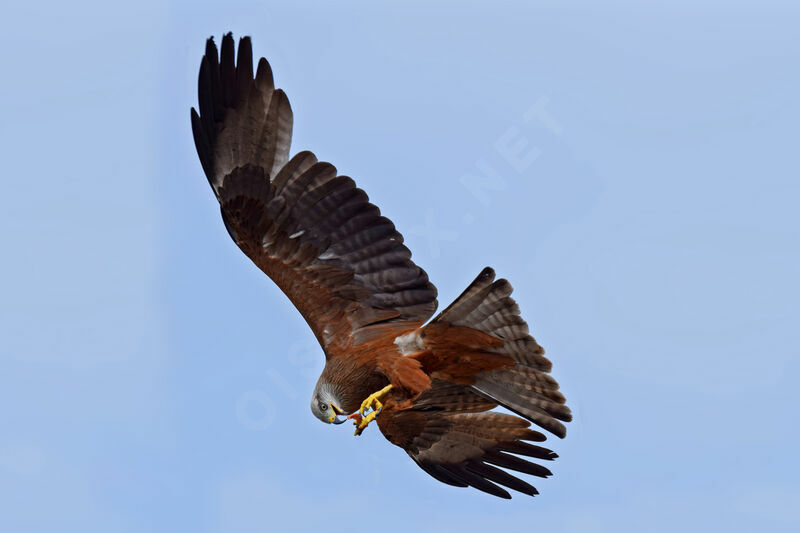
[190,34,571,499]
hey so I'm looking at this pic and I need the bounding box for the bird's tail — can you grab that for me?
[430,267,571,437]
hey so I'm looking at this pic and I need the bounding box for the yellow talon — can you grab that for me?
[348,384,393,436]
[355,411,379,435]
[358,384,392,415]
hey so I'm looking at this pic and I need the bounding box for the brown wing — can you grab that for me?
[190,34,437,354]
[377,398,557,499]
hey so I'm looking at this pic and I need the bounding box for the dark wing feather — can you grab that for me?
[190,34,437,354]
[412,379,498,413]
[378,406,556,499]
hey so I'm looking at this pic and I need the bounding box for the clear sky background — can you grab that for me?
[2,1,798,532]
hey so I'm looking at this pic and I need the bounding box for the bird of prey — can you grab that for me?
[190,33,571,499]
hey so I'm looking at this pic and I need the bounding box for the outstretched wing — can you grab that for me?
[377,400,557,499]
[190,34,438,354]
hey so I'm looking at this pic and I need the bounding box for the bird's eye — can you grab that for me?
[320,403,328,411]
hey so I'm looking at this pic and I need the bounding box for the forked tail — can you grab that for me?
[430,267,572,437]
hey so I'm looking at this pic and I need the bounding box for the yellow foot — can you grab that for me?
[347,384,393,436]
[357,384,393,417]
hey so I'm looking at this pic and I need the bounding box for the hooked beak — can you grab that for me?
[328,403,347,424]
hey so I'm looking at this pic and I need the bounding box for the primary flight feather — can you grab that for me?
[190,33,571,499]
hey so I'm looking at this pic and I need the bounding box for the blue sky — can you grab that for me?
[2,1,799,531]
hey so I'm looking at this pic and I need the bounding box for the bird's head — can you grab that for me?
[310,382,347,424]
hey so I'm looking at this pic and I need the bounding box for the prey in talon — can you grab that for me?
[347,385,393,436]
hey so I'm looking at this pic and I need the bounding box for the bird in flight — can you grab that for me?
[190,33,571,499]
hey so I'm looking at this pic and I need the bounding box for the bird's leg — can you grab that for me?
[356,384,393,417]
[347,384,393,436]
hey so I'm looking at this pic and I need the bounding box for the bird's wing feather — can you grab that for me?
[190,34,437,355]
[377,405,556,499]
